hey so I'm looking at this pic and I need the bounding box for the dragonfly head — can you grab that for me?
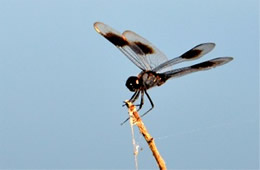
[126,76,141,92]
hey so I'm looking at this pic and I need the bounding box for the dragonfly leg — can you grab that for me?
[130,90,140,103]
[122,90,140,107]
[121,90,140,125]
[140,90,154,117]
[137,90,145,111]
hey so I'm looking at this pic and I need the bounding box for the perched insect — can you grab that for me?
[94,22,233,121]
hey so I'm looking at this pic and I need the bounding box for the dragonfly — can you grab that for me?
[94,22,233,122]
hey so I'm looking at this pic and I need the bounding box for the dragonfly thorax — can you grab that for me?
[140,71,167,89]
[126,71,168,92]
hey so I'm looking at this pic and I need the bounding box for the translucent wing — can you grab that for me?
[94,22,153,70]
[163,57,233,79]
[123,30,170,72]
[153,43,215,72]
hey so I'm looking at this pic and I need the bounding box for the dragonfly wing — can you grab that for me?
[153,43,215,72]
[163,57,233,79]
[94,22,149,70]
[123,30,170,72]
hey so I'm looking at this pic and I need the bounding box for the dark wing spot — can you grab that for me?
[181,49,202,59]
[134,41,154,55]
[191,61,215,69]
[104,32,129,47]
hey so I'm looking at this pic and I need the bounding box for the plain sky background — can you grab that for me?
[0,0,259,169]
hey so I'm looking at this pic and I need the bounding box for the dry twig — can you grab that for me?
[125,100,167,170]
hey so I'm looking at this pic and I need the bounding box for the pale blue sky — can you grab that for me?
[0,0,259,169]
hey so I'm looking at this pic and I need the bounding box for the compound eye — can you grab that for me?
[125,76,139,92]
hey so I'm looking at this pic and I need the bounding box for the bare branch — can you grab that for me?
[125,100,167,170]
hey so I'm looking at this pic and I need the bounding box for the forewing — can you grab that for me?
[94,22,148,70]
[153,43,215,72]
[163,57,233,79]
[123,31,170,72]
